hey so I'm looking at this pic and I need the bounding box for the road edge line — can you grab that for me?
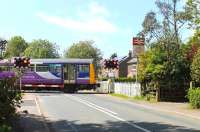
[35,96,51,132]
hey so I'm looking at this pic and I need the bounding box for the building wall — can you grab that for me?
[118,52,132,77]
[119,57,131,77]
[127,64,137,78]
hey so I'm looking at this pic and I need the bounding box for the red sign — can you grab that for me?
[133,37,145,45]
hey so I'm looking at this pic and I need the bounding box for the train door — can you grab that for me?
[63,64,76,84]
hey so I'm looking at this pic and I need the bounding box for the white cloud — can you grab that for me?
[36,2,119,33]
[88,1,110,17]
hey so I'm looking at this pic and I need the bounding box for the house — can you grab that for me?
[127,37,145,78]
[99,37,145,79]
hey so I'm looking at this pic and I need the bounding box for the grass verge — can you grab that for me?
[110,93,157,103]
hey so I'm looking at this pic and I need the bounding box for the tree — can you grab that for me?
[64,41,102,72]
[138,0,190,84]
[191,49,200,82]
[5,36,28,58]
[182,30,200,62]
[24,39,59,58]
[185,0,200,30]
[139,0,188,46]
[110,53,117,59]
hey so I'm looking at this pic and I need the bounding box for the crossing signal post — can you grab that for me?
[14,57,30,90]
[103,59,119,93]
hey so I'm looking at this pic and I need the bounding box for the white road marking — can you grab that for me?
[34,97,42,115]
[65,94,151,132]
[69,95,118,115]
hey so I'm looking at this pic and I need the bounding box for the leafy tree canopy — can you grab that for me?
[191,49,200,82]
[5,36,28,58]
[24,39,59,58]
[185,0,200,30]
[110,53,117,59]
[64,40,102,71]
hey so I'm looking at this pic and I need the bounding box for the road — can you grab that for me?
[31,92,200,132]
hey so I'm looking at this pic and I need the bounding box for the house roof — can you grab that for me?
[127,57,137,64]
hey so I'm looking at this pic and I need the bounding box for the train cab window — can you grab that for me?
[78,65,89,72]
[77,65,89,79]
[49,64,62,77]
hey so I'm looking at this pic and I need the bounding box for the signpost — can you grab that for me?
[103,59,119,93]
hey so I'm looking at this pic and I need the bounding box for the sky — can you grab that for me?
[0,0,188,58]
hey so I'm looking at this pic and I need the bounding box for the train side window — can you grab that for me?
[0,66,12,71]
[36,65,49,72]
[29,65,35,71]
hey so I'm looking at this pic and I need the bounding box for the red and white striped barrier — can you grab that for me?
[23,84,64,88]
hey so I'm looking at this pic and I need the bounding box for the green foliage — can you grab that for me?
[140,0,188,44]
[0,124,12,132]
[110,93,129,99]
[5,36,28,58]
[114,77,136,83]
[191,49,200,82]
[64,40,102,72]
[133,95,145,100]
[0,78,22,127]
[24,39,59,58]
[110,53,117,59]
[185,0,200,30]
[188,88,200,109]
[138,46,165,82]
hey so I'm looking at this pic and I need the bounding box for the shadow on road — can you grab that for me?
[22,90,108,95]
[16,113,200,132]
[74,91,108,95]
[22,90,64,94]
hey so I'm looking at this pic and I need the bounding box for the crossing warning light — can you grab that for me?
[14,57,30,68]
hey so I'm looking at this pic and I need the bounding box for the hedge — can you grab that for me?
[99,77,136,82]
[188,88,200,109]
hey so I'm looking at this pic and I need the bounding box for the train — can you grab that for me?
[0,58,98,93]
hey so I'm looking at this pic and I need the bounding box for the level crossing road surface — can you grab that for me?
[29,91,200,132]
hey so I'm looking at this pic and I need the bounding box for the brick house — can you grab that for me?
[99,37,144,79]
[99,51,132,78]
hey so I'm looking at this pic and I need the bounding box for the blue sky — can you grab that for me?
[0,0,188,58]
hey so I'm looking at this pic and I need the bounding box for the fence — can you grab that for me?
[114,82,141,97]
[97,81,141,97]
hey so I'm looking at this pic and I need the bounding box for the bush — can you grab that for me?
[0,124,12,132]
[0,78,22,128]
[191,49,200,82]
[188,88,200,109]
[114,77,136,83]
[99,77,136,82]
